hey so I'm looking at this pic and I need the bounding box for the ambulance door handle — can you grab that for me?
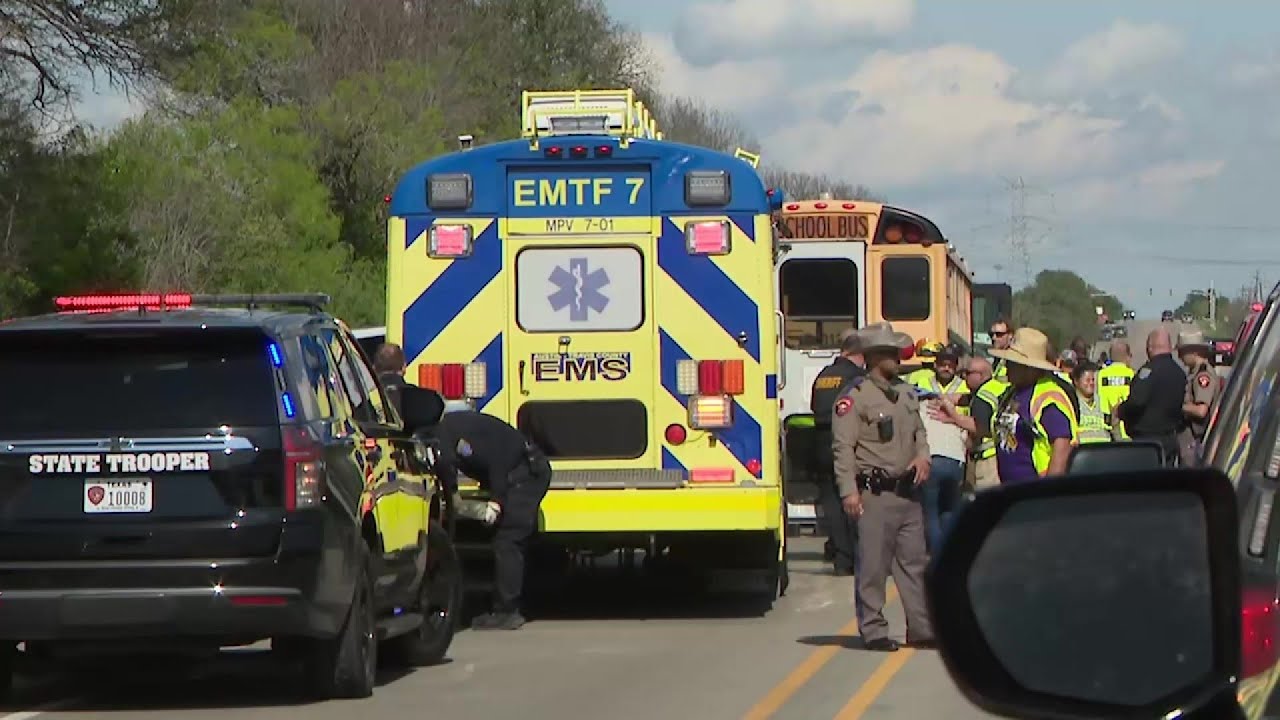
[517,360,530,395]
[775,311,786,390]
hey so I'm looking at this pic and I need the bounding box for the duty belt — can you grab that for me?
[856,468,917,498]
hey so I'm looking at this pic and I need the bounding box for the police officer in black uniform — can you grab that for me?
[810,329,867,575]
[429,411,553,630]
[373,343,444,425]
[1115,327,1187,464]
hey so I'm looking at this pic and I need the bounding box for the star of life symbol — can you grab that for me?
[548,257,610,321]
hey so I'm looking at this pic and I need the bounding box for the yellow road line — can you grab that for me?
[832,647,916,719]
[740,585,900,720]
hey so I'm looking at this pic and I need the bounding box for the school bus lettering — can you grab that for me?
[532,352,631,382]
[783,213,871,239]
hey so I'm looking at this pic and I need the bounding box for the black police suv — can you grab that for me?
[0,294,461,699]
[1196,280,1280,717]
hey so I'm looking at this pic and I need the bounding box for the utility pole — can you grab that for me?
[1001,176,1055,287]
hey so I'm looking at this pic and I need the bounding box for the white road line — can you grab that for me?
[1,697,78,720]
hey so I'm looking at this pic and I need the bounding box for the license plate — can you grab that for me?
[84,478,153,513]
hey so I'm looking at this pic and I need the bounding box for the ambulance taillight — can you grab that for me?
[676,359,743,429]
[428,224,473,258]
[684,221,730,255]
[418,362,487,400]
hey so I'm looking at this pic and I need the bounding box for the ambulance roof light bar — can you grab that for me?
[521,88,662,148]
[734,148,760,168]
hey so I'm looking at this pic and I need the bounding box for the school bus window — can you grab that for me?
[882,256,930,321]
[779,258,859,350]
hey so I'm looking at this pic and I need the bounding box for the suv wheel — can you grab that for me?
[382,520,462,667]
[305,548,377,699]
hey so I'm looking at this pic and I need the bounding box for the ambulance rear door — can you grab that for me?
[501,167,661,492]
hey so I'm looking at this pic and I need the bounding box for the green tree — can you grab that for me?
[1013,270,1118,351]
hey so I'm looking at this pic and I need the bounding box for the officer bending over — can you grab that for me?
[833,322,934,652]
[430,411,553,630]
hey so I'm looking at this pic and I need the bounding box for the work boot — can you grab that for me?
[471,611,526,631]
[823,540,835,562]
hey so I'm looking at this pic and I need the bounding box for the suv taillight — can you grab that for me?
[1243,586,1278,677]
[283,426,325,510]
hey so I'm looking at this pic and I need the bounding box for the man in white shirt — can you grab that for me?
[916,367,968,554]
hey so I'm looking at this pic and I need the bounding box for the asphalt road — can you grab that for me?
[1090,319,1194,367]
[1,537,994,720]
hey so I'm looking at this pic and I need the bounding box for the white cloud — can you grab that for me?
[1228,60,1280,89]
[767,45,1128,188]
[76,86,145,131]
[672,0,913,66]
[1055,159,1224,219]
[643,33,786,114]
[1041,20,1184,95]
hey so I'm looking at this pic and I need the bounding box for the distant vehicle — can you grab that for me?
[1211,338,1236,366]
[1100,326,1114,341]
[1181,312,1194,324]
[1162,310,1174,322]
[1122,310,1136,321]
[1112,324,1128,338]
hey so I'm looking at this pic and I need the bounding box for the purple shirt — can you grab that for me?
[994,385,1074,484]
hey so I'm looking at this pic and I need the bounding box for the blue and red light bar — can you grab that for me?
[54,293,194,313]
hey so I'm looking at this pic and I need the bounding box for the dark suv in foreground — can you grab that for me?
[0,293,461,699]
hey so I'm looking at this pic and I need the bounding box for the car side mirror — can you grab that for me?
[1066,440,1165,475]
[927,468,1241,719]
[399,385,445,433]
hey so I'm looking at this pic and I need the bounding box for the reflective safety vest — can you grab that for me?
[1097,362,1135,439]
[992,358,1009,382]
[911,372,971,414]
[1077,396,1111,444]
[993,378,1080,477]
[972,377,1010,460]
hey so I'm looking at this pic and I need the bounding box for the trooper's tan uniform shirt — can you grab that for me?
[1184,362,1220,441]
[831,374,934,646]
[832,377,930,497]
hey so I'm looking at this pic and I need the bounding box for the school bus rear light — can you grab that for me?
[689,395,732,429]
[685,220,730,255]
[428,224,473,258]
[418,362,487,400]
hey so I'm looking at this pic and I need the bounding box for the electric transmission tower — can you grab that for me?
[1000,176,1056,286]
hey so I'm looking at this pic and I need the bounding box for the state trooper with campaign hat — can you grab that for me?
[831,322,934,652]
[1176,330,1220,466]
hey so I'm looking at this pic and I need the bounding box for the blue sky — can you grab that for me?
[606,0,1280,316]
[75,0,1280,317]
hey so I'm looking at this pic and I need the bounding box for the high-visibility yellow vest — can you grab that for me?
[1096,362,1134,439]
[1077,396,1111,444]
[972,377,1010,459]
[994,378,1079,476]
[912,372,971,414]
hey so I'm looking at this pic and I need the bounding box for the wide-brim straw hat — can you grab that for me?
[857,322,913,352]
[989,327,1058,372]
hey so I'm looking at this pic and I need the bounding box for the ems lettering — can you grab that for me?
[28,452,212,475]
[545,218,575,233]
[531,352,631,382]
